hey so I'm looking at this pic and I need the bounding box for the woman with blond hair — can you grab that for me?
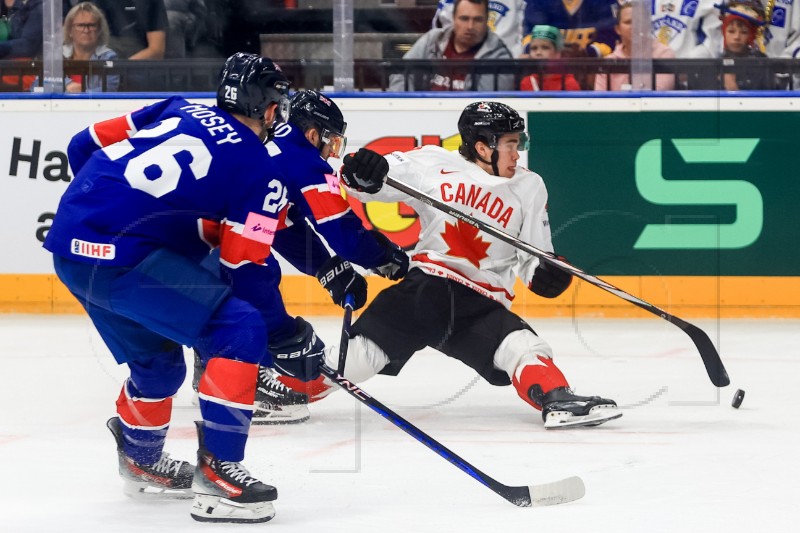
[62,2,119,92]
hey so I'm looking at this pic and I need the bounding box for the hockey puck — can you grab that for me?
[731,389,745,409]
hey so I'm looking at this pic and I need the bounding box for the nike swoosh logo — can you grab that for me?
[440,169,458,174]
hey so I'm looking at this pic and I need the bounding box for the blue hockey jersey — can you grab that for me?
[44,96,291,268]
[268,123,389,273]
[199,121,390,276]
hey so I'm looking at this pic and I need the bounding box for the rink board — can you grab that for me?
[1,94,798,317]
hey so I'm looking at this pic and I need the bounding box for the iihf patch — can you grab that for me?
[71,238,116,260]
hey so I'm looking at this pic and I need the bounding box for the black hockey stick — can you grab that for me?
[337,293,355,376]
[319,307,585,507]
[385,175,729,388]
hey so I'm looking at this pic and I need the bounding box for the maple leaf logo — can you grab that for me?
[441,220,490,268]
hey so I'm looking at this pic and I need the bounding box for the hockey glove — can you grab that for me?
[341,148,388,194]
[316,255,368,310]
[370,229,409,281]
[528,256,573,298]
[270,317,324,382]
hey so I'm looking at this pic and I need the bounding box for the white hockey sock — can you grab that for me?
[492,329,555,382]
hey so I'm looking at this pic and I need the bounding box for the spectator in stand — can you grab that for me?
[718,0,773,89]
[522,0,617,57]
[61,2,119,92]
[91,0,167,60]
[389,0,513,91]
[432,0,526,56]
[164,0,207,58]
[519,24,581,90]
[652,0,721,58]
[0,0,42,91]
[594,0,676,91]
[0,0,42,59]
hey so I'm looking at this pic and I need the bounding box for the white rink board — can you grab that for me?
[3,95,800,274]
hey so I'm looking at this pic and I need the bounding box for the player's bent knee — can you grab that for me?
[493,329,554,378]
[323,335,389,383]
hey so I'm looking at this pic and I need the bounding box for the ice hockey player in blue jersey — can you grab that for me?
[44,52,322,524]
[194,89,409,425]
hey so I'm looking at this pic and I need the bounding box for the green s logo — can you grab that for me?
[633,138,763,250]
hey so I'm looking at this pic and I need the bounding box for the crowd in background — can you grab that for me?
[0,0,797,92]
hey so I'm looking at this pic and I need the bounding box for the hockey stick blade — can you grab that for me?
[385,176,729,387]
[319,363,585,507]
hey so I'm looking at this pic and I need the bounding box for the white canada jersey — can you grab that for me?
[348,145,553,309]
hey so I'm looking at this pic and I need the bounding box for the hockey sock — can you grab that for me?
[197,357,258,462]
[116,380,172,465]
[512,356,569,410]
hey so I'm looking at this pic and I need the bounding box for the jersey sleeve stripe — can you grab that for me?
[301,184,351,224]
[90,114,137,147]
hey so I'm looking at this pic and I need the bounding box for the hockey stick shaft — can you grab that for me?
[336,293,355,376]
[385,176,729,387]
[319,362,583,507]
[322,306,583,507]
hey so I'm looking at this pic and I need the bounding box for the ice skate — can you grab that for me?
[540,387,622,429]
[190,422,278,523]
[106,417,194,499]
[252,366,310,425]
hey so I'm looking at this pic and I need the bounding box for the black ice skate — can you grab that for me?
[190,421,278,523]
[539,387,622,429]
[106,417,194,499]
[252,366,310,425]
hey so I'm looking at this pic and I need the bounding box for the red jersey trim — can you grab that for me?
[412,253,515,303]
[301,184,351,224]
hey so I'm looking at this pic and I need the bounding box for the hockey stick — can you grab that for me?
[319,309,585,507]
[385,175,730,388]
[337,293,355,376]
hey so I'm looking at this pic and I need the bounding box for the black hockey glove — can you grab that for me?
[528,256,573,298]
[341,148,388,194]
[270,317,324,382]
[370,229,409,281]
[316,255,368,310]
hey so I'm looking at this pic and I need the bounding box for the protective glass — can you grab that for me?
[494,132,530,152]
[322,130,347,159]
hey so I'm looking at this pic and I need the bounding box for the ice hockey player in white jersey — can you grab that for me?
[279,101,621,429]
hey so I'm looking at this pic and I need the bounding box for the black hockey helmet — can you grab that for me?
[290,90,348,158]
[458,102,528,174]
[217,53,291,133]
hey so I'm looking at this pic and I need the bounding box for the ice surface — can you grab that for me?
[0,315,796,532]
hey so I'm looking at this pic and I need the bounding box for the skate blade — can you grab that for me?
[544,407,623,430]
[252,405,310,425]
[123,480,193,500]
[190,493,276,523]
